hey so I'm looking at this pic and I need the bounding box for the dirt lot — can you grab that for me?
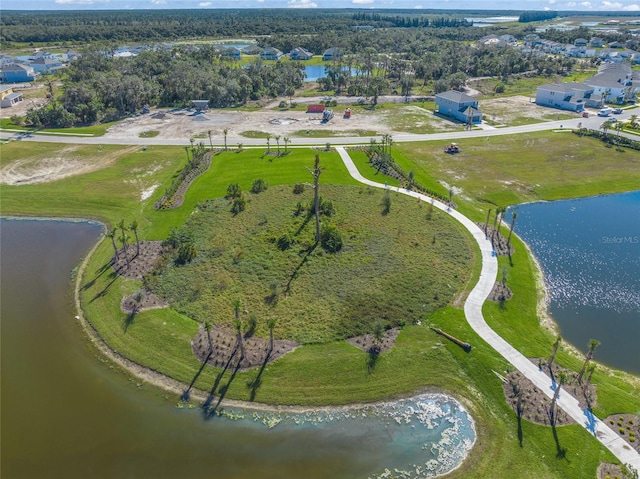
[103,105,398,141]
[0,84,49,120]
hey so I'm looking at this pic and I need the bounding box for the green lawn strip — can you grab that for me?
[393,132,640,211]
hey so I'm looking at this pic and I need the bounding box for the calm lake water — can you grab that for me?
[0,218,475,479]
[304,66,359,82]
[510,191,640,375]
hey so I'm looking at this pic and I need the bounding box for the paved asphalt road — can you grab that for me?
[1,108,637,147]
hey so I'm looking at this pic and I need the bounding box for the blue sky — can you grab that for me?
[6,0,640,11]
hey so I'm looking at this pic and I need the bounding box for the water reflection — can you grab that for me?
[510,191,640,374]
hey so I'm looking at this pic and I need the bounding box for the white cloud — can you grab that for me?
[547,0,556,4]
[150,0,166,4]
[288,0,317,7]
[199,1,212,5]
[567,1,577,5]
[601,1,623,7]
[257,0,264,3]
[580,1,592,6]
[413,3,423,6]
[352,0,374,4]
[623,3,640,9]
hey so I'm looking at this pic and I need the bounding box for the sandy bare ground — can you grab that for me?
[0,145,140,185]
[103,106,397,141]
[0,84,49,120]
[481,95,582,125]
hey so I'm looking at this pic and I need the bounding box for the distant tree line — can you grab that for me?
[350,12,472,29]
[25,46,305,127]
[518,11,558,23]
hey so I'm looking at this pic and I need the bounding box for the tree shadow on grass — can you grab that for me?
[82,261,114,291]
[89,270,119,303]
[247,349,271,402]
[202,346,239,419]
[284,242,317,294]
[516,396,524,448]
[367,346,380,373]
[181,350,212,402]
[550,411,569,461]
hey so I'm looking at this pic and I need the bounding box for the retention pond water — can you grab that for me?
[1,218,475,479]
[510,191,640,375]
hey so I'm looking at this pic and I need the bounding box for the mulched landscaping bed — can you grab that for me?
[603,413,639,453]
[503,358,596,427]
[121,288,168,314]
[192,324,300,371]
[346,328,400,354]
[488,281,513,303]
[112,241,165,280]
[476,223,515,256]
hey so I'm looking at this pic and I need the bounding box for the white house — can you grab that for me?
[535,82,601,112]
[584,63,639,104]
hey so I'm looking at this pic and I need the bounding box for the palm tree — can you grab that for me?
[129,220,140,257]
[547,335,562,368]
[283,136,290,154]
[266,134,271,154]
[184,145,190,163]
[577,339,600,383]
[266,317,277,354]
[106,228,119,260]
[506,211,518,249]
[583,363,596,393]
[550,371,567,424]
[117,219,129,260]
[223,128,228,151]
[275,135,281,155]
[305,155,322,242]
[496,207,505,239]
[484,209,492,235]
[233,300,245,361]
[207,130,213,151]
[204,321,213,353]
[629,114,638,129]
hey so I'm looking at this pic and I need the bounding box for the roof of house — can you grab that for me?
[2,63,34,72]
[538,82,593,94]
[585,63,633,89]
[31,57,61,65]
[435,90,476,104]
[323,47,342,55]
[0,85,13,94]
[3,92,23,101]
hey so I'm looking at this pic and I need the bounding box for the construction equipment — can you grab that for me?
[444,142,460,154]
[321,109,334,123]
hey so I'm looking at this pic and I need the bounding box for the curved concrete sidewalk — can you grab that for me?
[336,147,640,471]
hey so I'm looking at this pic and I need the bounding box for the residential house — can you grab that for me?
[535,82,601,112]
[590,37,605,47]
[260,47,283,61]
[242,45,264,55]
[574,38,588,47]
[583,63,639,104]
[608,41,623,49]
[222,47,242,60]
[566,46,596,58]
[0,63,37,83]
[0,85,23,108]
[523,34,541,46]
[30,57,64,74]
[435,90,482,124]
[322,48,343,61]
[289,47,313,60]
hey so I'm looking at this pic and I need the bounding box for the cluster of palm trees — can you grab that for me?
[265,134,291,156]
[546,336,600,422]
[483,207,517,252]
[106,219,140,266]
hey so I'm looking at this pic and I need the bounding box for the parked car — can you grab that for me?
[613,108,623,114]
[598,108,612,117]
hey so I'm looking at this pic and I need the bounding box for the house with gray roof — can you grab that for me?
[289,47,313,61]
[322,48,343,61]
[535,82,601,111]
[260,47,283,61]
[435,90,482,124]
[583,63,639,104]
[0,63,37,83]
[30,57,64,74]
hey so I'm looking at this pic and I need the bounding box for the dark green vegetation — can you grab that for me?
[145,185,473,343]
[1,132,639,478]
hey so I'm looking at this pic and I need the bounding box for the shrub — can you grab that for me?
[278,100,288,108]
[227,183,242,198]
[251,178,268,194]
[293,201,305,216]
[381,190,391,215]
[293,183,305,194]
[320,224,343,253]
[231,195,247,215]
[320,198,335,217]
[277,233,294,251]
[176,242,197,264]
